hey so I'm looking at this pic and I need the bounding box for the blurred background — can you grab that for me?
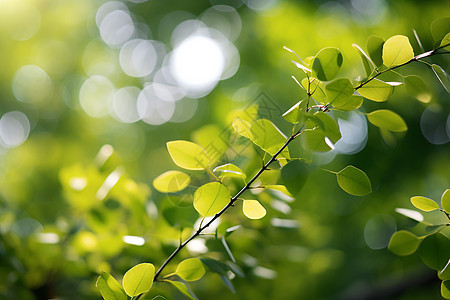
[0,0,449,299]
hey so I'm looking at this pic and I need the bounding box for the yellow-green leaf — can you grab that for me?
[432,64,450,93]
[176,258,206,281]
[367,109,407,132]
[282,99,308,124]
[265,184,293,197]
[442,189,450,213]
[232,118,253,139]
[442,280,450,300]
[250,119,289,157]
[410,196,440,212]
[167,141,209,170]
[153,171,190,193]
[358,78,393,102]
[336,165,372,196]
[301,77,327,104]
[367,35,385,67]
[419,233,450,270]
[382,35,414,68]
[213,163,246,179]
[194,182,230,217]
[123,263,155,297]
[165,280,198,300]
[243,200,266,219]
[325,78,354,106]
[441,32,450,50]
[388,230,420,256]
[332,95,363,111]
[312,47,343,81]
[96,271,127,300]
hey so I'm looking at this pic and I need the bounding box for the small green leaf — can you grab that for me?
[301,78,327,104]
[441,32,450,50]
[442,280,450,300]
[440,259,450,281]
[431,17,450,42]
[352,43,374,77]
[302,129,332,152]
[382,35,414,68]
[265,184,293,197]
[395,208,424,222]
[366,35,385,67]
[325,78,354,106]
[232,118,253,139]
[336,165,372,196]
[200,258,229,276]
[122,263,155,297]
[432,64,450,93]
[358,79,393,102]
[442,189,450,213]
[311,111,341,144]
[176,258,206,281]
[165,280,198,300]
[194,182,230,217]
[250,119,289,157]
[410,196,440,212]
[96,271,127,300]
[367,109,407,132]
[388,230,420,256]
[419,233,450,270]
[167,141,209,170]
[243,200,266,219]
[332,95,363,111]
[281,160,311,196]
[282,99,308,124]
[153,171,190,193]
[213,163,246,179]
[405,75,432,103]
[312,48,343,81]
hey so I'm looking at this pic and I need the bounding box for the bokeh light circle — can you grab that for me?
[119,39,158,77]
[112,86,141,123]
[12,65,53,104]
[0,111,31,148]
[137,84,176,125]
[79,75,115,118]
[99,9,135,47]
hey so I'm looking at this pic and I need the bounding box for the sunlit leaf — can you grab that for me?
[213,163,246,179]
[325,78,354,106]
[332,95,363,111]
[265,184,293,197]
[232,118,253,139]
[176,258,206,281]
[153,171,190,193]
[193,182,230,217]
[96,271,127,300]
[302,129,332,152]
[162,204,198,229]
[281,160,311,196]
[358,78,393,102]
[388,230,420,256]
[312,47,343,81]
[419,233,450,270]
[336,165,371,196]
[243,200,266,219]
[431,17,450,42]
[282,99,308,124]
[367,109,407,132]
[442,280,450,300]
[311,111,341,144]
[395,208,424,222]
[167,141,209,170]
[165,280,198,300]
[432,64,450,93]
[441,32,450,50]
[352,43,374,77]
[382,35,414,68]
[250,119,288,156]
[122,263,155,297]
[301,77,328,104]
[410,196,440,212]
[192,124,228,166]
[442,189,450,213]
[405,75,432,103]
[366,35,385,67]
[440,259,450,281]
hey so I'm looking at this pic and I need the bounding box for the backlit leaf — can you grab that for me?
[358,78,393,102]
[167,141,209,170]
[153,171,190,193]
[366,35,385,67]
[96,271,127,300]
[441,32,450,50]
[332,95,363,111]
[232,118,253,139]
[388,230,420,256]
[194,182,230,217]
[123,263,155,297]
[282,99,308,124]
[410,196,440,212]
[243,200,266,219]
[419,233,450,270]
[312,47,343,81]
[432,64,450,93]
[367,109,407,132]
[213,163,246,179]
[176,258,206,281]
[442,280,450,300]
[382,35,414,68]
[325,78,354,106]
[395,208,424,222]
[405,75,432,103]
[265,184,293,197]
[250,119,289,157]
[352,43,374,77]
[311,111,341,143]
[442,189,450,213]
[336,165,372,196]
[301,77,328,104]
[165,280,198,300]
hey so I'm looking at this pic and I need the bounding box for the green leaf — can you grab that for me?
[405,75,432,103]
[332,95,363,111]
[301,77,328,104]
[419,233,450,270]
[265,184,293,197]
[388,230,420,256]
[442,280,450,300]
[336,165,372,196]
[250,119,289,157]
[395,208,424,222]
[162,205,198,229]
[442,189,450,213]
[232,118,253,139]
[352,43,374,77]
[96,271,127,300]
[302,129,333,152]
[382,35,414,68]
[220,275,235,293]
[310,111,341,143]
[358,78,394,102]
[432,64,450,93]
[431,17,450,42]
[366,35,385,67]
[193,182,230,217]
[243,200,266,219]
[441,32,450,50]
[175,258,206,281]
[167,140,209,170]
[282,99,308,124]
[153,171,190,193]
[200,258,229,276]
[165,280,198,300]
[221,236,236,262]
[213,163,246,179]
[312,48,343,81]
[440,259,450,281]
[325,78,354,106]
[367,109,408,132]
[122,263,155,297]
[281,160,311,196]
[410,196,440,212]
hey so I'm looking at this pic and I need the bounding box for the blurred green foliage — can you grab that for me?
[0,0,449,299]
